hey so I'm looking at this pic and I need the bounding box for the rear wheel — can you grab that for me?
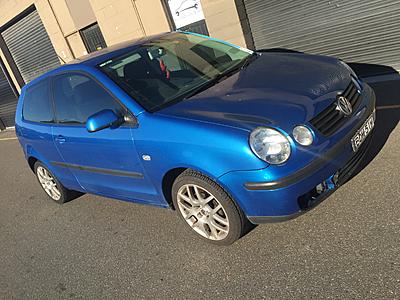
[34,161,78,204]
[172,170,247,245]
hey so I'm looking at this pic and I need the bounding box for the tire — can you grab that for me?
[172,169,247,245]
[34,161,79,204]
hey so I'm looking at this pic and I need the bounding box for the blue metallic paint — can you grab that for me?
[86,109,121,132]
[15,32,375,223]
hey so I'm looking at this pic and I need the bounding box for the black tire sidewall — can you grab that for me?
[172,170,245,245]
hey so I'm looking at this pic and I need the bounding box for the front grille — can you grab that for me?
[310,79,362,136]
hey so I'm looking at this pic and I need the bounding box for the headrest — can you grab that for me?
[123,58,153,80]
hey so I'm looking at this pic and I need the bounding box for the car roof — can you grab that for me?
[22,32,173,89]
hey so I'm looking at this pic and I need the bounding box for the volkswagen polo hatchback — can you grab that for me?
[16,31,375,245]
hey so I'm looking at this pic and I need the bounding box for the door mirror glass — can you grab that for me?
[86,109,121,133]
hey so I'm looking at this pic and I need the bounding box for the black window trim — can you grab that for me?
[22,77,56,125]
[49,70,137,128]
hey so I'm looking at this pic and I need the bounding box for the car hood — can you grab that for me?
[157,52,352,132]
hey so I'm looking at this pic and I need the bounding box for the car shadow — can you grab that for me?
[345,62,400,181]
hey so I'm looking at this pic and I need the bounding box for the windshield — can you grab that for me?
[98,32,253,112]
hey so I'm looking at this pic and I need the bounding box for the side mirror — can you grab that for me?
[86,109,122,133]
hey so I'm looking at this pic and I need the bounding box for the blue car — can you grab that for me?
[15,32,375,245]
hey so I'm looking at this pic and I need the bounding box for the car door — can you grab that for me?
[18,79,80,191]
[51,72,158,204]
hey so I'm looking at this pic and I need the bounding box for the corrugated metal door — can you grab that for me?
[0,59,17,128]
[243,0,400,70]
[1,9,60,83]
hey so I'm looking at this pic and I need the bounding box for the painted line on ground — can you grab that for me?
[0,137,17,141]
[376,104,400,110]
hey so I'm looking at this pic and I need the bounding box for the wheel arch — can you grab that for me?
[160,165,240,211]
[25,145,57,176]
[27,156,38,172]
[161,167,187,209]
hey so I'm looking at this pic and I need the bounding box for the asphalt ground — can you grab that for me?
[0,74,399,299]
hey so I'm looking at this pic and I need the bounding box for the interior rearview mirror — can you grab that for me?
[86,109,121,133]
[148,47,166,59]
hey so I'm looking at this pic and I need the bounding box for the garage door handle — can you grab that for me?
[55,135,66,143]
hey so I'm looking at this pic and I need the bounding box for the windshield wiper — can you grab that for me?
[58,120,84,124]
[240,52,258,70]
[182,76,224,100]
[182,56,257,100]
[152,53,259,111]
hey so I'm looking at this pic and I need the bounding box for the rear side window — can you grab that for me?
[53,73,123,124]
[22,80,53,123]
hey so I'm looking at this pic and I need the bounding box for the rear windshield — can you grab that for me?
[98,32,252,112]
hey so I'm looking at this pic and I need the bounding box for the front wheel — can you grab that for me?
[172,170,247,245]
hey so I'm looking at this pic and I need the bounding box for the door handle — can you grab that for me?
[55,135,66,143]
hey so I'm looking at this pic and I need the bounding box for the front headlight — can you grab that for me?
[249,127,291,164]
[293,125,313,146]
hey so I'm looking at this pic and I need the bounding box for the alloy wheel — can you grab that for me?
[176,184,229,240]
[36,166,61,201]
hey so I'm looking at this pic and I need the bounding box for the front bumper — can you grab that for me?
[218,84,376,224]
[247,133,372,223]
